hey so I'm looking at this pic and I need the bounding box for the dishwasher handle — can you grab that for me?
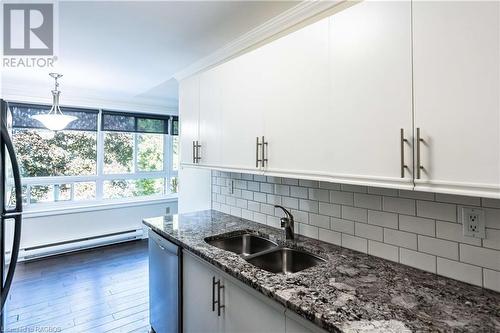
[149,230,179,256]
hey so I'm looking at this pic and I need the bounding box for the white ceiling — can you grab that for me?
[1,1,298,113]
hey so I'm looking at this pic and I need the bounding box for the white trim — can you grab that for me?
[185,163,413,190]
[414,180,500,199]
[262,167,414,190]
[23,195,178,218]
[191,159,500,198]
[181,163,264,177]
[174,0,347,81]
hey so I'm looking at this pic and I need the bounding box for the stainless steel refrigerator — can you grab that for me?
[0,99,23,331]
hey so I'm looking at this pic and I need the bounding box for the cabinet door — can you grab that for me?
[219,50,265,173]
[413,1,500,198]
[179,75,200,166]
[285,313,327,333]
[261,18,331,177]
[222,278,285,333]
[327,1,413,188]
[183,252,221,333]
[198,67,223,167]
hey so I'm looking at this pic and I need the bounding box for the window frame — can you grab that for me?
[14,109,178,210]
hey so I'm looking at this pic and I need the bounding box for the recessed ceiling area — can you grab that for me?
[1,1,299,112]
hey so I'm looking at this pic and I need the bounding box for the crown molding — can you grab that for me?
[173,0,347,82]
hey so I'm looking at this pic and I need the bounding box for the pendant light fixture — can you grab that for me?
[32,73,77,131]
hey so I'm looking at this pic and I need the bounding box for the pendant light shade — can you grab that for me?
[31,113,77,131]
[32,73,77,131]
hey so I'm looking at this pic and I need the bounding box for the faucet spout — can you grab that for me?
[274,205,294,240]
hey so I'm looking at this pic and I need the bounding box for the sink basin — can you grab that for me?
[246,248,326,274]
[205,234,278,256]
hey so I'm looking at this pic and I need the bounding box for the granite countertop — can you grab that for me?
[143,210,500,333]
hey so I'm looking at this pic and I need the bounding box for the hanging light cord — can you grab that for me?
[49,73,64,116]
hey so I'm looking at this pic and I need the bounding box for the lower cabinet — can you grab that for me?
[183,251,222,333]
[222,278,285,333]
[183,251,325,333]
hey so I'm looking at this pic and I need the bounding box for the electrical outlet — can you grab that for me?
[462,207,485,238]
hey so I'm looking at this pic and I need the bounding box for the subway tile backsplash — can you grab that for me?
[211,171,500,292]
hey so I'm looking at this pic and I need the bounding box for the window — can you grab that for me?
[170,116,179,193]
[12,104,98,178]
[101,111,171,199]
[8,102,178,208]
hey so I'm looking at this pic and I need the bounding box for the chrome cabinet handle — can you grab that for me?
[400,128,409,178]
[261,136,268,168]
[416,128,424,179]
[192,141,196,164]
[256,137,262,168]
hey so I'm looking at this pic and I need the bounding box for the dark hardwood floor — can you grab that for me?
[5,240,150,333]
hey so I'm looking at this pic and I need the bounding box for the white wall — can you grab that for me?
[178,167,211,213]
[20,200,177,249]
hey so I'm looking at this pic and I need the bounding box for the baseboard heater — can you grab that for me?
[18,229,144,261]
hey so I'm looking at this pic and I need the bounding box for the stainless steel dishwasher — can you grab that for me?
[148,229,182,333]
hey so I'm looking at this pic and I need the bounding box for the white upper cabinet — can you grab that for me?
[198,67,223,167]
[261,18,330,178]
[413,1,500,197]
[179,75,200,165]
[326,0,413,188]
[218,50,266,173]
[178,0,500,198]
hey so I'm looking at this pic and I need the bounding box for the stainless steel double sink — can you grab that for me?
[205,232,325,274]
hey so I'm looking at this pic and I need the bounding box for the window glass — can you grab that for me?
[11,104,98,131]
[137,118,165,133]
[74,182,96,201]
[29,184,72,203]
[30,185,53,204]
[13,128,97,177]
[55,184,72,201]
[172,136,179,171]
[170,176,178,194]
[7,185,28,206]
[103,178,164,199]
[137,133,164,171]
[102,114,135,132]
[135,178,164,196]
[170,116,179,135]
[9,102,177,207]
[104,132,134,174]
